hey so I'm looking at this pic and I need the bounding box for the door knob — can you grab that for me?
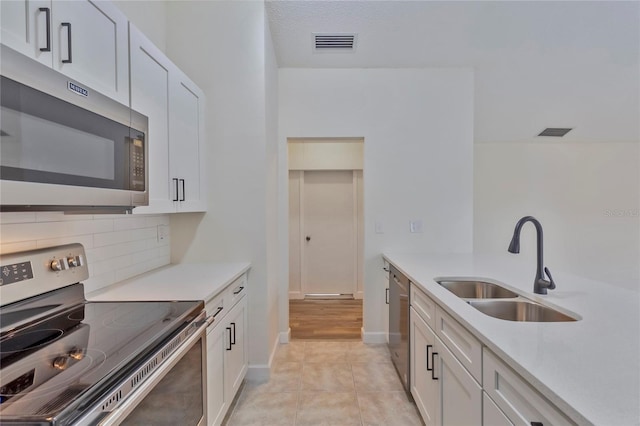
[306,236,311,242]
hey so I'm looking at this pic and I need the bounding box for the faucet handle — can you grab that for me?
[544,267,556,290]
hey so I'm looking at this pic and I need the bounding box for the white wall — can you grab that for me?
[474,141,640,291]
[112,0,167,52]
[0,212,171,294]
[278,68,474,340]
[162,0,280,378]
[265,13,280,350]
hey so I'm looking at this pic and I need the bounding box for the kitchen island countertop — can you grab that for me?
[383,252,640,426]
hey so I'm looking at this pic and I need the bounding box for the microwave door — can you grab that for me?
[0,64,147,211]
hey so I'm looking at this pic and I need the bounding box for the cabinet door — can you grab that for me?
[383,263,389,344]
[51,0,129,104]
[169,70,207,212]
[1,0,52,66]
[207,322,226,426]
[410,307,438,426]
[435,337,482,426]
[224,295,248,397]
[483,392,513,426]
[129,23,174,214]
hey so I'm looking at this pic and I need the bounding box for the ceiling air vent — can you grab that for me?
[538,128,573,137]
[313,33,357,52]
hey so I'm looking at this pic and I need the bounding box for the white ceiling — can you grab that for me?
[266,1,640,143]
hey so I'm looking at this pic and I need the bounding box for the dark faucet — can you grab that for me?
[507,216,556,295]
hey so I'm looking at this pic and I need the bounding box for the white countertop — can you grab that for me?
[88,262,251,309]
[383,252,640,426]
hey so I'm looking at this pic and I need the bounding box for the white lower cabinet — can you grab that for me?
[409,281,574,426]
[410,307,438,425]
[205,282,248,425]
[483,349,575,426]
[436,337,482,425]
[224,294,248,399]
[483,391,513,426]
[411,305,482,425]
[383,262,390,344]
[206,320,226,426]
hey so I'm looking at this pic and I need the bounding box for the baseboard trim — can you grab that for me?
[362,329,387,344]
[245,333,280,383]
[279,328,291,343]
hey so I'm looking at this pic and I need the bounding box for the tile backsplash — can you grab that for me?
[0,212,170,294]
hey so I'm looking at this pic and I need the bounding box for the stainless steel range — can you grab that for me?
[0,244,209,425]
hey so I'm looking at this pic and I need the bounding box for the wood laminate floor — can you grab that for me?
[289,299,363,340]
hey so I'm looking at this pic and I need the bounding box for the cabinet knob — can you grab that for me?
[305,236,311,242]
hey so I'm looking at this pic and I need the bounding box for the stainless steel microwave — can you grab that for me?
[0,45,148,213]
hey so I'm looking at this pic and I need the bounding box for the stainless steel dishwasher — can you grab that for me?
[388,264,411,394]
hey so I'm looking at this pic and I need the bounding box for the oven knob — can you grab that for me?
[67,257,78,268]
[69,347,85,360]
[50,259,67,271]
[52,356,69,370]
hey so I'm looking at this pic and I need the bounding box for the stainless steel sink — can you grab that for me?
[467,299,578,322]
[437,280,519,299]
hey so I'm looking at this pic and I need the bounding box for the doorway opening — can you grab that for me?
[288,138,364,339]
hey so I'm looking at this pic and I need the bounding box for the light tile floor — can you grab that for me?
[225,341,424,426]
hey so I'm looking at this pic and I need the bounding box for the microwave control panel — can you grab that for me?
[130,137,145,191]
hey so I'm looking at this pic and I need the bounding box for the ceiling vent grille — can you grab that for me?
[314,33,356,51]
[538,128,573,137]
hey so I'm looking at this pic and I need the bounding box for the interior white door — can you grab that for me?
[302,170,357,295]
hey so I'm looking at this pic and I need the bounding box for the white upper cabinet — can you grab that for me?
[129,23,173,214]
[1,0,129,105]
[51,1,129,105]
[1,0,52,66]
[169,70,206,212]
[129,23,207,214]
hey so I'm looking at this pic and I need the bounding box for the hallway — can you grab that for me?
[289,299,363,340]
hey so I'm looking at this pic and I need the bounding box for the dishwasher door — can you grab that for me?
[388,265,410,393]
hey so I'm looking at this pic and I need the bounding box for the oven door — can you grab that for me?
[92,318,211,426]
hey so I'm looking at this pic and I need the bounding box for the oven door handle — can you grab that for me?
[94,319,208,426]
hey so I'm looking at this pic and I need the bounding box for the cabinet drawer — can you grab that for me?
[205,292,226,321]
[435,306,482,383]
[227,274,247,307]
[410,285,436,329]
[483,349,575,426]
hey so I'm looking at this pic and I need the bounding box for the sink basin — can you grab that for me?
[467,299,578,322]
[437,280,519,299]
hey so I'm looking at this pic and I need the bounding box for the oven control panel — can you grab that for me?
[0,243,89,307]
[0,261,34,286]
[49,255,84,272]
[0,369,35,404]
